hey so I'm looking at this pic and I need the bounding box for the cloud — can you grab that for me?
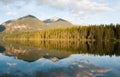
[0,0,113,19]
[0,0,27,5]
[0,0,17,5]
[35,0,113,18]
[6,11,17,16]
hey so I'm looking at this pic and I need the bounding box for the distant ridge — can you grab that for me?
[43,17,73,29]
[43,17,68,23]
[2,20,14,25]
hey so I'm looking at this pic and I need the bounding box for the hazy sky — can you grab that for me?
[0,0,120,24]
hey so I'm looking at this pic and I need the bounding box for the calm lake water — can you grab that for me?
[0,40,120,77]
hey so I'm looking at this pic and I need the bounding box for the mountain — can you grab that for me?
[0,15,74,33]
[43,17,67,23]
[1,15,46,33]
[43,17,73,29]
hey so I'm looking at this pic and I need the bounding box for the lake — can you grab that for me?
[0,40,120,77]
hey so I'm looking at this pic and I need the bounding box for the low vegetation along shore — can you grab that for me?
[3,24,120,41]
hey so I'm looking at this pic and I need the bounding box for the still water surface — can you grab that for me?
[0,41,120,77]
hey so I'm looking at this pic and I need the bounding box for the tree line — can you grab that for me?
[4,24,120,41]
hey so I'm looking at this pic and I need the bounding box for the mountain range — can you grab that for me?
[0,15,74,33]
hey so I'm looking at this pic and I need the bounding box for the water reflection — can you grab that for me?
[5,40,120,56]
[0,54,114,77]
[0,46,6,53]
[0,40,120,77]
[3,45,71,62]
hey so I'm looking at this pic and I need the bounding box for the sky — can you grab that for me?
[0,0,120,25]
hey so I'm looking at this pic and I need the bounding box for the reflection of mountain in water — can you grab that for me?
[3,45,71,62]
[0,54,111,77]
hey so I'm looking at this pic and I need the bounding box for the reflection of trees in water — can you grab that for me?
[0,46,5,53]
[5,40,120,56]
[0,25,5,32]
